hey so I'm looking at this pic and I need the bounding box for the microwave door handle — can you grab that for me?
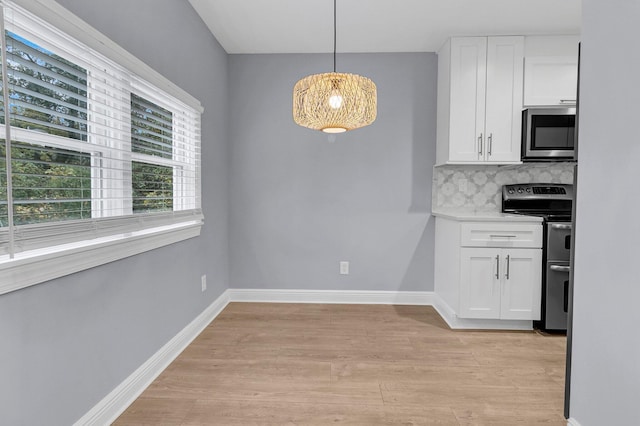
[550,265,571,273]
[551,224,572,230]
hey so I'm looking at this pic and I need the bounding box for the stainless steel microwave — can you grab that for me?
[522,107,576,161]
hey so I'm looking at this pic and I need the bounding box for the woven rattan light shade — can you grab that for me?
[293,72,377,133]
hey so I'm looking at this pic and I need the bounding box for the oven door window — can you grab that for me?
[531,115,575,151]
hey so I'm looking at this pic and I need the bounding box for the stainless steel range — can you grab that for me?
[502,183,574,333]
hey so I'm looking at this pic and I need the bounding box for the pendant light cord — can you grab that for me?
[333,0,337,72]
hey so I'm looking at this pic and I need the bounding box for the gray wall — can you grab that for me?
[0,1,230,425]
[570,0,640,424]
[229,53,437,292]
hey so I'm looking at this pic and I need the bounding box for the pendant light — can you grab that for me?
[293,0,377,133]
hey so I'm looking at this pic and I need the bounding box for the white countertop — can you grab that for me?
[432,208,544,223]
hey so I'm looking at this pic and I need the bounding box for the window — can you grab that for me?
[4,142,92,224]
[3,30,91,226]
[0,1,203,294]
[131,93,174,213]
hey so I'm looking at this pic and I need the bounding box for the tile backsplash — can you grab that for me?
[433,163,575,212]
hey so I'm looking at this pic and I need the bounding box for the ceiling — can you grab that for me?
[188,0,581,54]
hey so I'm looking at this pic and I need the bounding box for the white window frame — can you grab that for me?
[0,0,204,295]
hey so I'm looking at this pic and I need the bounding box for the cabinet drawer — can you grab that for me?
[461,222,542,248]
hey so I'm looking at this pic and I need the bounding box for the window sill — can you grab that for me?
[0,220,203,295]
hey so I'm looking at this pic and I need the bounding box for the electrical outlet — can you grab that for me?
[458,178,467,192]
[201,274,207,292]
[339,261,349,275]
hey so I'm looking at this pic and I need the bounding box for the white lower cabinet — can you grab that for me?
[434,217,543,327]
[459,247,542,320]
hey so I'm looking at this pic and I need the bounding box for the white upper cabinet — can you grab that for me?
[446,37,487,163]
[523,36,580,107]
[484,38,525,162]
[437,36,524,165]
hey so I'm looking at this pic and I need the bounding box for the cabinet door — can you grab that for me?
[459,248,500,319]
[449,37,487,162]
[523,56,578,106]
[500,249,542,320]
[484,36,524,162]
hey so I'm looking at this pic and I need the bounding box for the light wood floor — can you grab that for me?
[114,303,567,425]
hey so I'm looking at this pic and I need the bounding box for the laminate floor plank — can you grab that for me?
[114,302,567,425]
[331,362,534,387]
[163,358,331,383]
[113,397,195,426]
[144,375,384,405]
[181,400,386,425]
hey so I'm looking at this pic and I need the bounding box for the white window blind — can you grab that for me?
[0,1,202,281]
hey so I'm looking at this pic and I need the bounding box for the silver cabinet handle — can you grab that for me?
[505,255,510,280]
[489,234,517,238]
[488,133,493,156]
[550,265,571,273]
[560,99,576,104]
[551,224,572,230]
[495,255,500,279]
[478,133,483,155]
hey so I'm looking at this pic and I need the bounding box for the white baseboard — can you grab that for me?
[567,418,582,426]
[432,293,534,331]
[73,291,230,426]
[227,288,435,305]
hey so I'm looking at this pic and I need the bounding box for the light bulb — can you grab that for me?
[322,126,347,133]
[329,93,343,109]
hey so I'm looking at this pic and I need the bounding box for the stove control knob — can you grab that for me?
[508,188,515,194]
[526,187,531,193]
[517,188,524,193]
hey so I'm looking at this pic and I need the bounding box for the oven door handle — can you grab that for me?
[551,224,572,230]
[550,265,571,273]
